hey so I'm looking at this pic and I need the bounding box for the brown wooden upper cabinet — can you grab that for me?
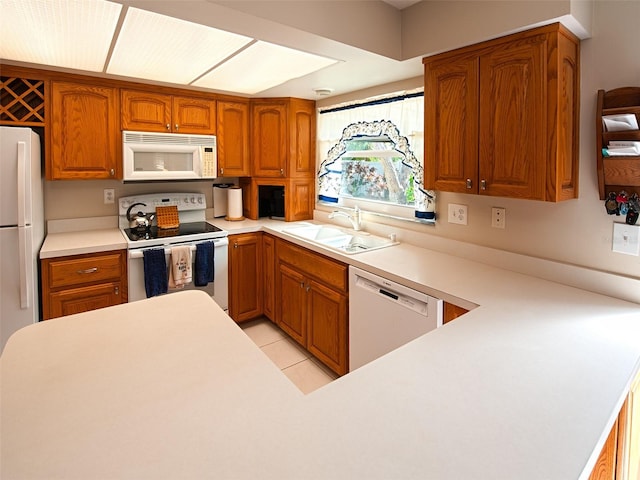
[50,81,120,180]
[424,23,580,202]
[217,99,250,177]
[251,98,316,178]
[121,89,216,135]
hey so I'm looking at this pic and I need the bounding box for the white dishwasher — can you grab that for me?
[349,266,443,371]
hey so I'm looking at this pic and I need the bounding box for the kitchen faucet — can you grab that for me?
[329,205,363,231]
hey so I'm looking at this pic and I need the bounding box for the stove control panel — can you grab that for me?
[118,193,206,215]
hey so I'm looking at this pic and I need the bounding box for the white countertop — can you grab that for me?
[2,289,639,479]
[19,218,640,479]
[39,228,127,259]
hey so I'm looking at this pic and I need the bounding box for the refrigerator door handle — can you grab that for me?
[17,141,27,227]
[17,226,32,309]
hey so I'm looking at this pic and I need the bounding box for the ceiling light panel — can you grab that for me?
[193,41,339,95]
[0,0,122,71]
[107,7,252,84]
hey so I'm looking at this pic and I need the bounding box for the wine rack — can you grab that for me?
[0,76,45,126]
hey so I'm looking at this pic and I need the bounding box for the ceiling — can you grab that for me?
[0,0,427,100]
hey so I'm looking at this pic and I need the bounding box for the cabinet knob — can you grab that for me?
[480,179,487,191]
[280,168,284,176]
[166,123,170,131]
[300,282,304,289]
[114,286,119,295]
[220,167,224,175]
[466,178,472,189]
[305,285,311,292]
[234,242,238,248]
[175,124,179,131]
[109,169,115,177]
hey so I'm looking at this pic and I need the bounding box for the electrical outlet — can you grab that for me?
[612,223,640,256]
[448,203,468,225]
[103,188,115,204]
[491,207,506,229]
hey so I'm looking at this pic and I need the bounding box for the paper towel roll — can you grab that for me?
[226,186,244,221]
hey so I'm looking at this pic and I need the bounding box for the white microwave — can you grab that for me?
[123,130,217,181]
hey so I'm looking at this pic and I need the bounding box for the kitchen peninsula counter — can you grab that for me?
[3,238,640,479]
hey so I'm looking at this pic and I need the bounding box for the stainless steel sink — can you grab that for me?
[282,224,398,255]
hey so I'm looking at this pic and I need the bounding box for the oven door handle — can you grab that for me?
[128,238,228,259]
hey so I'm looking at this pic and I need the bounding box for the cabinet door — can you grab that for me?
[228,233,263,322]
[252,101,287,177]
[121,90,171,133]
[48,282,123,319]
[172,96,216,134]
[217,100,250,176]
[50,82,119,179]
[288,98,315,178]
[286,179,314,221]
[277,263,307,346]
[478,35,546,199]
[262,234,276,321]
[306,279,348,376]
[424,54,479,193]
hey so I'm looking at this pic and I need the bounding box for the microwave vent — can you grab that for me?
[123,130,216,147]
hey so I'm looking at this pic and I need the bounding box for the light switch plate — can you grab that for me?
[612,223,640,256]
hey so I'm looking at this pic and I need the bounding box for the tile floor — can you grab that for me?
[240,318,339,394]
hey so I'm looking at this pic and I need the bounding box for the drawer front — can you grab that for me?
[46,251,125,289]
[47,282,124,319]
[276,239,347,292]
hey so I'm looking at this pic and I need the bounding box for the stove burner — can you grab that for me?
[123,222,223,242]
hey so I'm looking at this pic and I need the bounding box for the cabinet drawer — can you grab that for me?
[45,251,125,289]
[276,239,347,292]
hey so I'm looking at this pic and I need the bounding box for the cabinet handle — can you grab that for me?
[305,285,311,292]
[300,282,304,289]
[109,168,115,177]
[77,267,98,274]
[480,179,487,191]
[466,178,472,189]
[114,286,119,295]
[175,124,179,131]
[166,123,170,131]
[280,168,284,176]
[234,242,238,249]
[220,167,224,175]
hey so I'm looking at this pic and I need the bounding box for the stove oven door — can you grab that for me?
[127,238,228,311]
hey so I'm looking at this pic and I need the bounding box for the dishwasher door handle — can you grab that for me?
[379,288,399,300]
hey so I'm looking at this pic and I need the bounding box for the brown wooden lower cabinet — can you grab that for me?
[262,233,276,321]
[228,232,263,323]
[275,238,348,375]
[443,302,469,323]
[41,250,127,320]
[589,369,640,480]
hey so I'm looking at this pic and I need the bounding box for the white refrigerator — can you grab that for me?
[0,126,44,353]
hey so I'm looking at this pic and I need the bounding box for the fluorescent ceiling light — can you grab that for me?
[193,41,339,94]
[0,0,121,71]
[107,7,252,84]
